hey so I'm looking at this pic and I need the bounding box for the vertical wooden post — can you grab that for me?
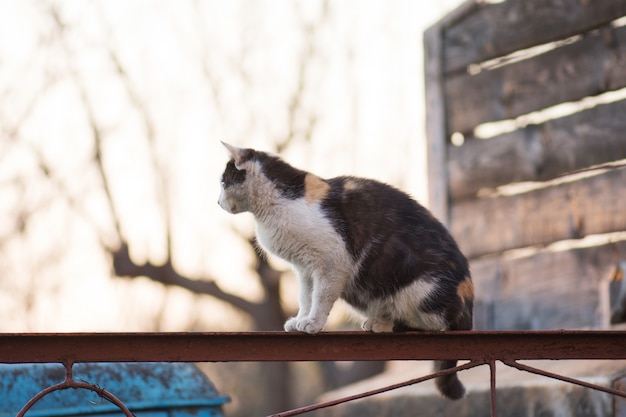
[423,0,482,226]
[423,23,449,225]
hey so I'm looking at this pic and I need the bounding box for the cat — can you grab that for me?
[218,142,474,400]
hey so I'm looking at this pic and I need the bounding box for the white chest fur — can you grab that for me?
[255,199,348,269]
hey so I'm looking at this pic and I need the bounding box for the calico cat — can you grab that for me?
[218,142,473,400]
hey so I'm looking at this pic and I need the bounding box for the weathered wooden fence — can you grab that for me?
[424,0,626,330]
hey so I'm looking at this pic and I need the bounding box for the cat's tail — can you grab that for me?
[434,360,465,400]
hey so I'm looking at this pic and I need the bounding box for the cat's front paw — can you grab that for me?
[284,316,326,334]
[291,317,324,334]
[298,317,325,334]
[361,318,394,333]
[284,317,299,332]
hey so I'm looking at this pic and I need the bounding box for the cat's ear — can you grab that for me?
[221,141,248,169]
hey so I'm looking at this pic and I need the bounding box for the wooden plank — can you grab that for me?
[423,24,449,224]
[471,240,626,330]
[448,99,626,200]
[444,0,626,74]
[451,166,626,259]
[423,1,486,223]
[445,24,626,134]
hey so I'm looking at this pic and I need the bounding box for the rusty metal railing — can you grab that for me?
[2,330,626,416]
[13,364,134,417]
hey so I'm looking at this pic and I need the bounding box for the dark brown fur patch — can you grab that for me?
[304,174,330,203]
[222,160,247,187]
[457,277,474,305]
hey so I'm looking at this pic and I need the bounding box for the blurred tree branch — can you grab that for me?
[50,7,124,248]
[52,5,284,330]
[0,2,388,413]
[106,45,175,257]
[111,242,264,319]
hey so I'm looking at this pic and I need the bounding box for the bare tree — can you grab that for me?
[0,1,388,414]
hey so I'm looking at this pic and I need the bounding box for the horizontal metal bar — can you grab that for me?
[1,331,625,364]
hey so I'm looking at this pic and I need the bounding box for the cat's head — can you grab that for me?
[218,142,256,214]
[219,142,305,216]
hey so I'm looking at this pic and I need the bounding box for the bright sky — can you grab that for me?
[0,0,463,331]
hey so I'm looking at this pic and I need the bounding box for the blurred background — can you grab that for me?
[0,0,464,415]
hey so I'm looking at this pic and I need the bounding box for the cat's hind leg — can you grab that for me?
[360,299,395,332]
[361,318,394,333]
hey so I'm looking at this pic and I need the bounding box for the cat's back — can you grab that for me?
[321,175,437,234]
[320,175,466,267]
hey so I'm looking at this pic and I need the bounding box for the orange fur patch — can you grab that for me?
[457,277,474,304]
[343,179,359,191]
[304,174,330,203]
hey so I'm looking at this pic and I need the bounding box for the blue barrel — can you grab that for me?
[0,362,229,417]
